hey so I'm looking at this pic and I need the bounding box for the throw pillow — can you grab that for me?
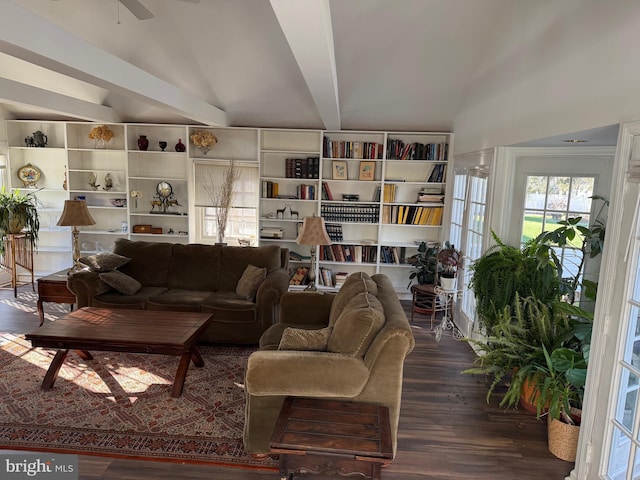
[79,252,131,273]
[327,292,385,357]
[99,270,142,295]
[278,326,333,351]
[236,264,267,300]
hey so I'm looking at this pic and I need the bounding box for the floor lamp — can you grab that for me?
[295,215,332,291]
[57,200,96,274]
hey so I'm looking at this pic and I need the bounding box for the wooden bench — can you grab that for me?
[269,397,393,480]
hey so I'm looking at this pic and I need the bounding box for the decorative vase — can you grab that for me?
[94,138,108,149]
[138,135,149,151]
[198,146,210,156]
[159,141,167,151]
[175,139,186,152]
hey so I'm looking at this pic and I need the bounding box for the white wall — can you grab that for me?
[453,0,640,154]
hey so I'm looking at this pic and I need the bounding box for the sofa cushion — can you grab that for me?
[327,292,385,357]
[99,270,142,295]
[79,252,130,272]
[146,289,212,312]
[167,243,222,291]
[329,272,378,325]
[218,245,281,292]
[236,265,267,300]
[259,323,328,350]
[93,286,168,309]
[113,238,173,287]
[278,326,333,352]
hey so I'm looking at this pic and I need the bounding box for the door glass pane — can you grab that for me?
[633,260,640,302]
[608,425,632,480]
[616,367,638,432]
[525,175,547,209]
[569,177,595,212]
[546,176,570,211]
[624,305,640,368]
[522,210,544,243]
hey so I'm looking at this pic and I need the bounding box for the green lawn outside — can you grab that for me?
[521,214,586,246]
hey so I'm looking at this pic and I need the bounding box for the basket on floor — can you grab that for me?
[547,416,580,462]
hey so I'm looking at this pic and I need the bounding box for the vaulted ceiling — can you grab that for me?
[1,0,509,133]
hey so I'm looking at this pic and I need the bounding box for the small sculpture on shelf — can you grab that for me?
[102,173,113,191]
[150,181,180,214]
[88,172,100,191]
[276,204,299,219]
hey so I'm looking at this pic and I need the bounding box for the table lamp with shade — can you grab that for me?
[56,200,96,273]
[295,215,332,291]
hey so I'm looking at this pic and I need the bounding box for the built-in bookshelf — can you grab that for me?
[5,121,452,293]
[260,129,453,292]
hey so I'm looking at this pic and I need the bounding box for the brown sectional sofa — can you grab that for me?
[67,238,290,344]
[243,272,415,457]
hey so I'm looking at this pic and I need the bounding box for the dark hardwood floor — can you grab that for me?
[0,284,574,479]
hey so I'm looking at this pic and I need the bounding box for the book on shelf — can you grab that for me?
[289,251,311,262]
[321,181,334,200]
[323,138,384,159]
[426,163,447,183]
[289,267,309,285]
[383,184,397,203]
[286,157,319,179]
[320,267,333,287]
[334,272,349,288]
[382,205,443,225]
[386,139,449,161]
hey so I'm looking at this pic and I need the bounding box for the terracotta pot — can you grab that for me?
[520,375,546,414]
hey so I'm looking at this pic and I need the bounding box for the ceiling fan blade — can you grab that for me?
[119,0,154,20]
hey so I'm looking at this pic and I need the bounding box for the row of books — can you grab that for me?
[289,250,311,262]
[387,140,449,161]
[382,205,443,225]
[325,223,343,242]
[319,244,378,263]
[427,164,447,183]
[323,138,384,159]
[417,190,445,204]
[261,181,317,200]
[379,246,407,264]
[320,203,380,223]
[284,157,320,179]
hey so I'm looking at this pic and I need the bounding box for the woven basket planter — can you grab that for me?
[547,411,581,462]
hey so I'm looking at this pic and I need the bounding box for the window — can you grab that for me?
[521,175,595,303]
[193,161,259,245]
[606,209,640,479]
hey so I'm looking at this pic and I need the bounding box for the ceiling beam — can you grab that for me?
[270,0,340,130]
[0,0,227,126]
[0,77,120,123]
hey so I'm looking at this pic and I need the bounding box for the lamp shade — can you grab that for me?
[57,200,96,227]
[295,216,331,246]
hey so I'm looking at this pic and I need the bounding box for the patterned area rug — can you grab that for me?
[0,292,277,470]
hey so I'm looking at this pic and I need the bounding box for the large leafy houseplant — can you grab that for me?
[469,231,560,333]
[0,187,40,252]
[407,242,439,287]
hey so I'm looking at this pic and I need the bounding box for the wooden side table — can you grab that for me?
[37,269,76,326]
[270,397,393,480]
[0,233,35,297]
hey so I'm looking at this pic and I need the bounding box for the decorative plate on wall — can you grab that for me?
[17,163,41,188]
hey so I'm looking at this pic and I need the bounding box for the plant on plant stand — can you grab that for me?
[0,187,40,254]
[407,242,439,288]
[438,241,461,290]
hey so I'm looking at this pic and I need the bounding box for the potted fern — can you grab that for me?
[0,187,40,253]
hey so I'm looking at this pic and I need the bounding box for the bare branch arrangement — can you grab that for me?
[201,160,240,244]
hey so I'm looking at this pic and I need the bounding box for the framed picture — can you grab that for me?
[332,161,348,180]
[358,161,376,181]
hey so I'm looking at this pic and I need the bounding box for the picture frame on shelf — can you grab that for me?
[332,161,347,180]
[358,161,375,181]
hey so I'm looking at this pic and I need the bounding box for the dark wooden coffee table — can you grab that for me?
[25,307,213,398]
[270,397,393,480]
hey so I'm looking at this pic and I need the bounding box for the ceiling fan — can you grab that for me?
[119,0,200,21]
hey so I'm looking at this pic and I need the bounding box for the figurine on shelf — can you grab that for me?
[102,173,113,191]
[88,172,100,191]
[62,166,67,190]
